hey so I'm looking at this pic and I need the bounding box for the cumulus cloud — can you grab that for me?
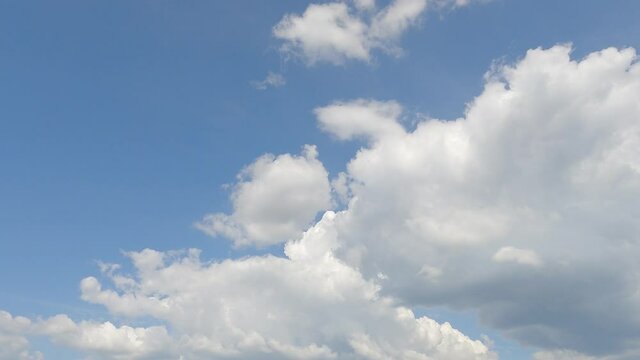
[274,2,369,65]
[0,213,496,359]
[36,315,172,360]
[310,45,640,357]
[369,0,428,46]
[315,99,406,141]
[3,44,640,359]
[273,0,478,65]
[196,145,332,247]
[0,310,172,360]
[0,311,42,360]
[251,72,286,90]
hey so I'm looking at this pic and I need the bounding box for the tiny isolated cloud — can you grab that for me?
[492,246,542,266]
[273,0,480,65]
[251,71,286,90]
[196,145,332,247]
[418,264,443,281]
[314,99,406,141]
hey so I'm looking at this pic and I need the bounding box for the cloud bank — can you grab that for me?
[311,45,640,357]
[0,214,494,359]
[3,45,640,359]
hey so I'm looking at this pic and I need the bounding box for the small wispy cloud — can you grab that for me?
[251,71,286,90]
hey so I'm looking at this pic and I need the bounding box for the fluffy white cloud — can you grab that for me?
[274,2,369,65]
[315,99,406,141]
[4,44,639,360]
[310,45,640,357]
[90,213,492,359]
[35,315,172,360]
[196,145,332,247]
[273,0,477,65]
[369,0,428,48]
[0,311,42,360]
[0,310,172,360]
[0,213,496,359]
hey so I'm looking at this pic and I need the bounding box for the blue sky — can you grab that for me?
[1,1,640,359]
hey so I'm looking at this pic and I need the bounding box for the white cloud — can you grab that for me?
[310,45,640,356]
[3,44,640,359]
[196,145,332,247]
[274,2,370,65]
[273,0,478,65]
[35,315,173,360]
[251,72,286,90]
[0,310,172,360]
[492,246,542,267]
[369,0,428,49]
[315,99,406,141]
[0,214,496,359]
[0,311,42,360]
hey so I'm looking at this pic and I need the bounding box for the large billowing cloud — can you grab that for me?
[81,212,493,359]
[3,45,639,359]
[0,213,495,359]
[313,45,640,357]
[196,145,332,247]
[273,0,478,65]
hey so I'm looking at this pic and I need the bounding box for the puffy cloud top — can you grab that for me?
[313,45,640,356]
[315,99,406,141]
[196,145,332,247]
[274,0,478,65]
[0,311,41,360]
[25,213,494,359]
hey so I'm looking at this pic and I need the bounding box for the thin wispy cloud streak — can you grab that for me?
[251,72,286,90]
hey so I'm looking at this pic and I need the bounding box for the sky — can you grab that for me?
[1,1,640,359]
